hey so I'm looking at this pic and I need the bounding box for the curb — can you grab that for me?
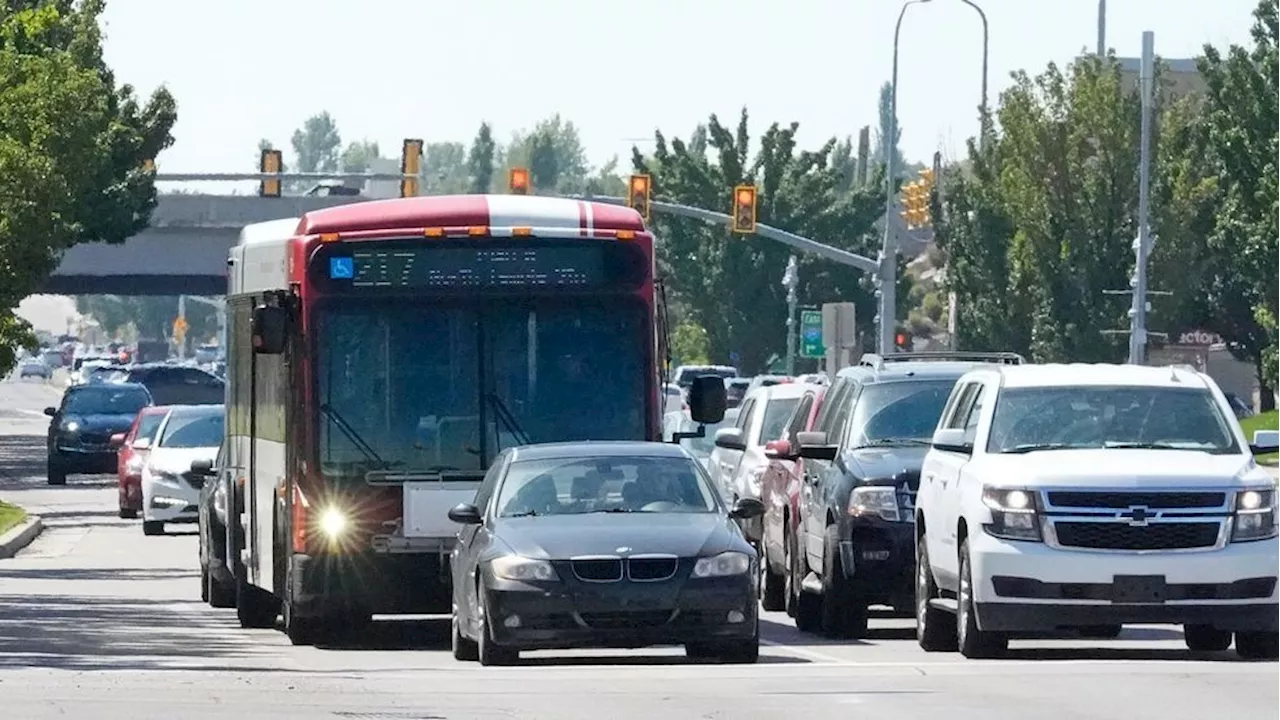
[0,516,44,559]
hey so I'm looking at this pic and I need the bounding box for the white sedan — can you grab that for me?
[141,405,225,536]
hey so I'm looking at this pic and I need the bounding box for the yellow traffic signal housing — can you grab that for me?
[401,139,423,198]
[628,174,652,221]
[259,149,282,198]
[899,180,932,229]
[509,167,531,195]
[731,185,757,234]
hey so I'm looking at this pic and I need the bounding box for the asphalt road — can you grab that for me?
[0,376,1276,720]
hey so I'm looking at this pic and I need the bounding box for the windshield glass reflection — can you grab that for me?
[496,455,717,516]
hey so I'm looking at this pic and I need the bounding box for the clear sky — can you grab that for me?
[98,0,1257,190]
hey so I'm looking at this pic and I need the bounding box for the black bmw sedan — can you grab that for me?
[448,441,765,666]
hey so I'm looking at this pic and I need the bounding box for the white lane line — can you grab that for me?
[12,409,48,418]
[760,639,856,665]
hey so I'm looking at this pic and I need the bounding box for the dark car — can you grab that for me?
[195,437,238,609]
[788,351,1024,638]
[447,441,765,666]
[123,364,224,406]
[45,382,153,485]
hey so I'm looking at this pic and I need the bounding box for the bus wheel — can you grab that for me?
[283,600,327,646]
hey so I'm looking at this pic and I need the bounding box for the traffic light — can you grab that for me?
[400,139,423,198]
[259,148,282,198]
[627,174,651,221]
[900,181,930,229]
[509,167,530,195]
[895,330,910,350]
[731,185,757,234]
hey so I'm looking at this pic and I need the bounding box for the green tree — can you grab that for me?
[75,295,219,348]
[634,109,886,373]
[1194,0,1278,405]
[339,139,380,173]
[291,111,341,173]
[670,321,711,367]
[423,142,469,194]
[0,0,176,373]
[467,122,496,194]
[871,82,905,178]
[503,115,589,194]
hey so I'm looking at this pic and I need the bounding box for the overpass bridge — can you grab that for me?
[43,193,367,296]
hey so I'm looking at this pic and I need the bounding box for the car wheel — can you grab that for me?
[142,521,164,536]
[476,592,518,666]
[717,635,760,664]
[47,460,66,486]
[208,571,236,609]
[820,524,867,639]
[760,540,786,613]
[200,566,210,603]
[789,529,821,632]
[451,612,479,661]
[957,538,1006,658]
[1234,631,1279,660]
[118,508,137,519]
[1183,625,1230,652]
[915,530,957,652]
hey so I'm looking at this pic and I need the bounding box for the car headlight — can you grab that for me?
[61,419,80,433]
[848,486,902,522]
[489,555,559,582]
[981,486,1042,542]
[212,482,228,524]
[692,551,752,578]
[1232,488,1277,542]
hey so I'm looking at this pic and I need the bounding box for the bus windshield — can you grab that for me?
[315,299,649,476]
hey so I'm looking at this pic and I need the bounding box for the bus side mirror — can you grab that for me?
[251,305,287,355]
[687,375,726,425]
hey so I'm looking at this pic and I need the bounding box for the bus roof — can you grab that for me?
[296,194,646,237]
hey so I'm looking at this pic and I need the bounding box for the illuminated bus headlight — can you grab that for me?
[319,507,350,538]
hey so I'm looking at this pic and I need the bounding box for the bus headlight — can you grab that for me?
[319,507,349,538]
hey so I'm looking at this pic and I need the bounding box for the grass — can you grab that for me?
[0,500,26,537]
[1242,410,1279,463]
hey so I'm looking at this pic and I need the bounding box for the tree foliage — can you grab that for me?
[74,294,219,347]
[0,0,176,373]
[633,109,888,373]
[290,111,341,173]
[466,122,495,194]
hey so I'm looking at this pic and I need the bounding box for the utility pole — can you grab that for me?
[854,126,870,189]
[1097,0,1107,56]
[782,255,799,375]
[1128,31,1156,365]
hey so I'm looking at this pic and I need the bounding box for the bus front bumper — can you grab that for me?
[288,551,453,617]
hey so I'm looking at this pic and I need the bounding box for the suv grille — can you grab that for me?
[1046,491,1226,509]
[1053,521,1221,550]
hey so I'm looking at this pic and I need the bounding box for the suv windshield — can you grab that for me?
[988,386,1239,454]
[64,387,151,415]
[160,411,225,449]
[496,455,717,516]
[847,379,957,447]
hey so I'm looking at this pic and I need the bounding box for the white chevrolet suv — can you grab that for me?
[913,363,1279,660]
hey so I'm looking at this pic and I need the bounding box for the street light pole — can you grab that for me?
[957,0,989,114]
[782,256,799,375]
[878,0,931,355]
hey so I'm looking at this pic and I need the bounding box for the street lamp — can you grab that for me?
[956,0,990,114]
[878,0,931,355]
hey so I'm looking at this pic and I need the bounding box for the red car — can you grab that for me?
[111,406,171,519]
[758,384,826,616]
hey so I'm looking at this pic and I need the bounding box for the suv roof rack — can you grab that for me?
[857,351,1026,370]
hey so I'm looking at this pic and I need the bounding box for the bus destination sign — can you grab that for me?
[331,245,609,289]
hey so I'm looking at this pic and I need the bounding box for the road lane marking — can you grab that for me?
[760,639,857,665]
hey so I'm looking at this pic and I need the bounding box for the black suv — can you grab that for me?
[123,364,224,406]
[788,351,1023,638]
[46,382,153,485]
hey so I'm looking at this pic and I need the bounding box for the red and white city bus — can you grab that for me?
[224,194,676,643]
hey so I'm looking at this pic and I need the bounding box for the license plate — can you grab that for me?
[1111,575,1167,604]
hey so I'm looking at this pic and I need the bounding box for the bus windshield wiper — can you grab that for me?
[487,393,531,447]
[1001,442,1078,454]
[319,403,390,468]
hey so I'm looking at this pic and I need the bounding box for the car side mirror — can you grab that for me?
[1250,429,1279,455]
[251,305,287,355]
[190,458,215,476]
[687,375,727,425]
[932,427,972,454]
[109,433,126,448]
[796,430,836,461]
[43,407,56,417]
[714,427,746,451]
[764,439,795,460]
[447,502,483,525]
[729,496,765,520]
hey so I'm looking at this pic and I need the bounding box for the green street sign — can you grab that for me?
[799,310,824,358]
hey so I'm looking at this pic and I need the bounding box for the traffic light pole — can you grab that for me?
[782,256,799,375]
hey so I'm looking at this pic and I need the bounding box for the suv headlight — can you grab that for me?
[692,551,752,578]
[848,486,903,522]
[981,486,1042,542]
[489,555,559,582]
[1231,488,1277,542]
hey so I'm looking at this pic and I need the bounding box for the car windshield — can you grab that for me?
[315,300,649,476]
[63,387,150,415]
[496,455,718,516]
[757,396,801,445]
[134,412,166,445]
[159,411,225,449]
[847,379,957,447]
[987,386,1239,453]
